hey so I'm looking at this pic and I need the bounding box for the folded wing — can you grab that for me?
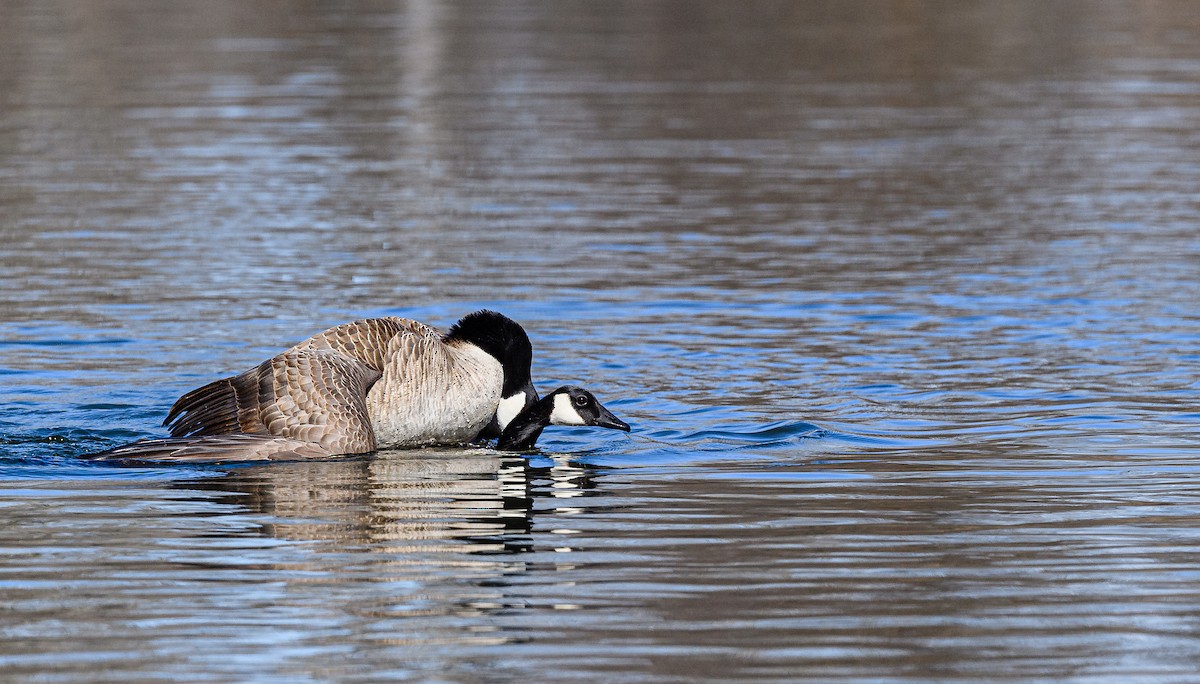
[161,318,430,455]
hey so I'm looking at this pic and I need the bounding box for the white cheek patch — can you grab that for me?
[496,392,526,430]
[550,393,587,426]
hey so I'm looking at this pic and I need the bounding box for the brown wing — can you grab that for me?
[162,370,265,437]
[158,316,441,456]
[287,317,433,371]
[162,317,434,452]
[164,349,382,455]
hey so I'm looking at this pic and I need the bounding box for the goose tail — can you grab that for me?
[83,434,342,464]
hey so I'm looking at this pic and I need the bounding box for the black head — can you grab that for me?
[497,384,631,451]
[445,310,535,399]
[548,386,631,432]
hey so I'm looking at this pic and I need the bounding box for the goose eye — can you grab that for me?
[575,394,590,407]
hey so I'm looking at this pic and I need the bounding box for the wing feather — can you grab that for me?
[162,318,427,446]
[287,317,436,371]
[164,349,381,454]
[255,349,381,453]
[85,434,340,463]
[156,317,454,457]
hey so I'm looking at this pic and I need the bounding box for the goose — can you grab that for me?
[87,310,539,462]
[497,385,630,451]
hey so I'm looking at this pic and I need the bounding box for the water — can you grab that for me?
[3,1,1200,680]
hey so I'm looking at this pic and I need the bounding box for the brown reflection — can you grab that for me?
[184,449,597,556]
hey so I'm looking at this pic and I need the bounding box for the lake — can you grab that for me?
[3,1,1200,681]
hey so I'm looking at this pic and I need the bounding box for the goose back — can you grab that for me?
[161,316,507,453]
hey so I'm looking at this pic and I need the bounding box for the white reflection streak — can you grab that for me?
[549,459,587,500]
[399,0,443,147]
[547,459,588,557]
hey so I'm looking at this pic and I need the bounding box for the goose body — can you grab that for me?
[90,311,537,461]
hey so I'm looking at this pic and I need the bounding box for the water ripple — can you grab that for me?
[4,0,1200,680]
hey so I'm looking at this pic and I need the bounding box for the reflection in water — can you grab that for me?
[0,451,606,681]
[198,450,596,555]
[4,0,1200,680]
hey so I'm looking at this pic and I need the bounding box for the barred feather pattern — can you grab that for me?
[155,317,504,458]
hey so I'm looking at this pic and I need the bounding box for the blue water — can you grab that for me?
[4,1,1200,681]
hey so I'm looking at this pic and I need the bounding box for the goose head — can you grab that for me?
[498,385,630,451]
[446,310,538,429]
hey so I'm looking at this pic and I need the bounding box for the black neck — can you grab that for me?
[444,310,533,397]
[497,395,556,450]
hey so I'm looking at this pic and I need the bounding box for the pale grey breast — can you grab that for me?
[366,331,504,447]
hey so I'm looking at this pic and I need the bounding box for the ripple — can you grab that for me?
[679,419,825,443]
[4,0,1200,680]
[0,338,133,347]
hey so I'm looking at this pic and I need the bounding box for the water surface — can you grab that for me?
[4,1,1200,681]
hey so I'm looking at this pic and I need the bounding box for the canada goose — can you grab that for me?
[87,310,539,462]
[498,386,630,451]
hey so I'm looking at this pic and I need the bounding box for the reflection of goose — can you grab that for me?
[170,450,606,652]
[184,450,599,550]
[89,311,539,461]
